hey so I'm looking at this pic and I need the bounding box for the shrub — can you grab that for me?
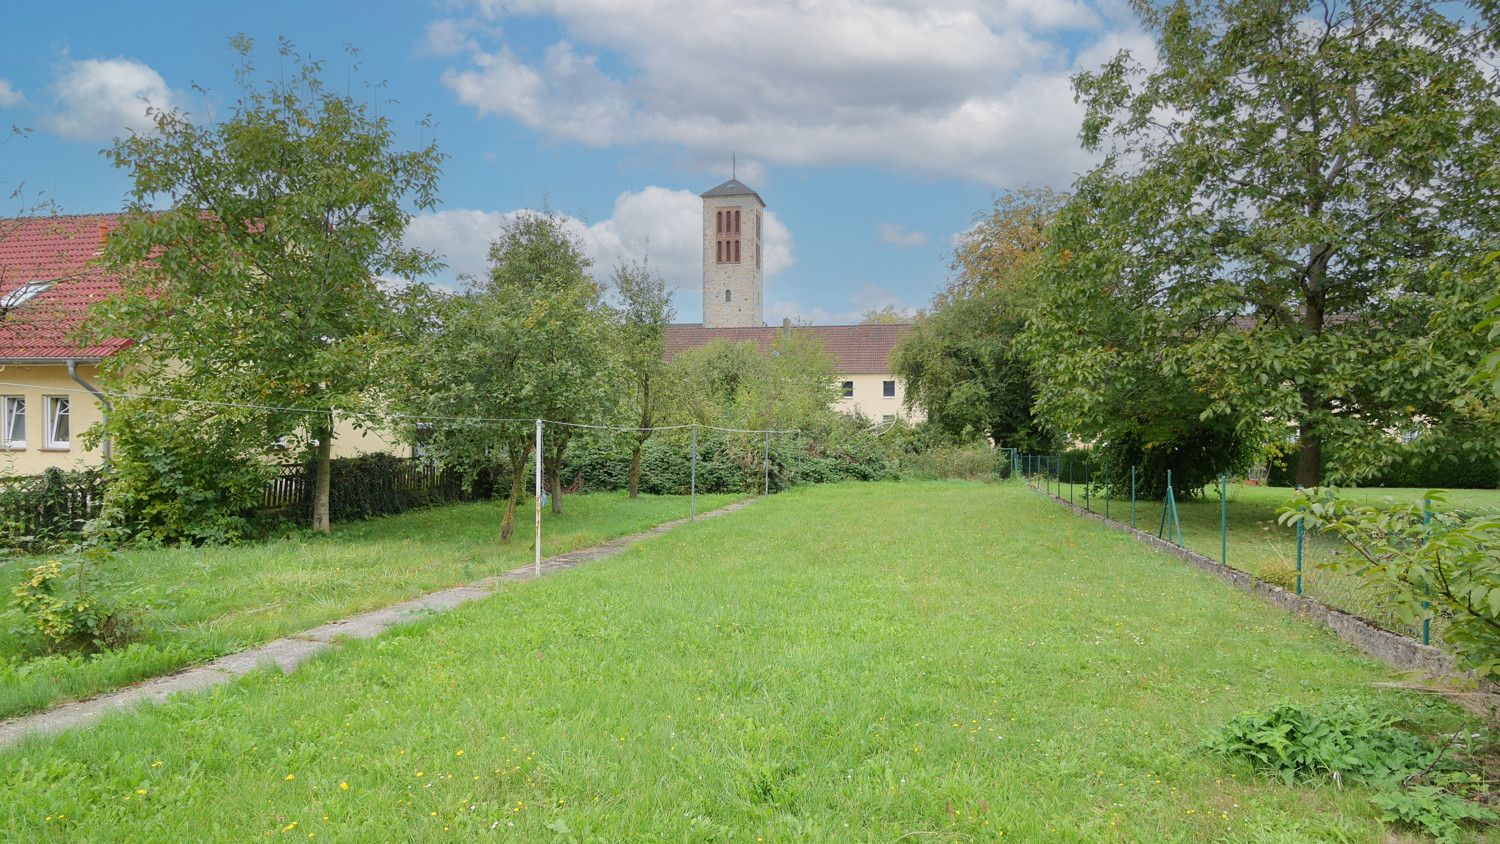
[1209,700,1496,842]
[5,558,138,654]
[560,424,897,494]
[0,467,107,550]
[1283,489,1500,680]
[896,444,997,481]
[97,404,271,545]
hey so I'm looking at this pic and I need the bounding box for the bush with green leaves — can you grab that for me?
[1281,489,1500,680]
[1208,700,1438,786]
[5,557,138,655]
[89,400,272,545]
[1209,700,1496,842]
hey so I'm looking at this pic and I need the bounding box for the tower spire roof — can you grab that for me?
[700,179,764,204]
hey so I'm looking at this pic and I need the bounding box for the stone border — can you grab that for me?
[0,498,758,749]
[1034,487,1493,689]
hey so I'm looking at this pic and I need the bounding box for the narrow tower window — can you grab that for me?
[725,289,732,303]
[717,205,742,264]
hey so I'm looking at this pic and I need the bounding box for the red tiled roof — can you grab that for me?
[664,323,910,374]
[0,214,131,360]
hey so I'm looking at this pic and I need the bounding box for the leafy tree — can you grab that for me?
[660,326,842,475]
[938,186,1068,309]
[1038,0,1500,487]
[611,257,674,498]
[405,210,612,535]
[484,211,614,514]
[858,305,911,325]
[891,290,1051,452]
[93,36,444,533]
[892,188,1064,453]
[665,328,840,433]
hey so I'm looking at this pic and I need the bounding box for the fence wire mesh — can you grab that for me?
[1015,453,1500,653]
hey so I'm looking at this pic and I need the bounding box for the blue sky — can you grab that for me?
[1,0,1148,324]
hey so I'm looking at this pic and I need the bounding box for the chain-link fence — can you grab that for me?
[1016,452,1500,653]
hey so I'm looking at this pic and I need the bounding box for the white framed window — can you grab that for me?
[2,396,24,448]
[842,381,854,398]
[44,396,69,449]
[883,380,896,398]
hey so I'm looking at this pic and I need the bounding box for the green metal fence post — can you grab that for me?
[1085,460,1091,511]
[1295,510,1303,595]
[690,424,697,521]
[1131,465,1136,530]
[1220,474,1227,566]
[1069,458,1074,505]
[1422,499,1431,646]
[1105,465,1110,520]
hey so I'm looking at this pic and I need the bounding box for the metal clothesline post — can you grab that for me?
[691,424,697,521]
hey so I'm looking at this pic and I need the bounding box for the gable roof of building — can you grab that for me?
[664,323,909,375]
[0,214,132,361]
[700,179,764,205]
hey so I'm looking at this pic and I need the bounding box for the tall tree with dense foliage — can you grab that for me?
[93,37,444,533]
[489,212,614,515]
[612,257,674,498]
[1030,0,1500,487]
[892,188,1064,452]
[401,211,612,535]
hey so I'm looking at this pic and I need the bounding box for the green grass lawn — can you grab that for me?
[1053,479,1500,644]
[0,492,743,720]
[0,481,1479,842]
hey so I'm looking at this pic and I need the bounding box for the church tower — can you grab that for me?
[701,178,765,327]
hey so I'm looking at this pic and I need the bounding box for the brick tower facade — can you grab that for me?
[701,179,765,328]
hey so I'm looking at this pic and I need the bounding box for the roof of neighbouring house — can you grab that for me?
[0,214,131,360]
[700,179,764,205]
[664,323,910,375]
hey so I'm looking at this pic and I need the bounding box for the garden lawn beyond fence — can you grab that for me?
[0,482,1483,841]
[1017,455,1500,651]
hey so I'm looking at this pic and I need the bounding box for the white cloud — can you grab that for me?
[437,0,1138,187]
[0,80,25,109]
[421,19,482,57]
[43,57,180,142]
[403,185,795,320]
[875,223,930,249]
[766,283,918,325]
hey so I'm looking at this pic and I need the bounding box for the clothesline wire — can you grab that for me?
[0,380,801,436]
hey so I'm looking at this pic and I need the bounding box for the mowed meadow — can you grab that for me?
[0,482,1473,842]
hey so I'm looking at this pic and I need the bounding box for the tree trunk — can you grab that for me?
[312,418,334,534]
[547,433,569,514]
[500,437,529,541]
[1294,244,1330,490]
[1296,426,1323,489]
[629,445,643,498]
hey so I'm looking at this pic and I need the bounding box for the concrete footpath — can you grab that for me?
[0,498,757,750]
